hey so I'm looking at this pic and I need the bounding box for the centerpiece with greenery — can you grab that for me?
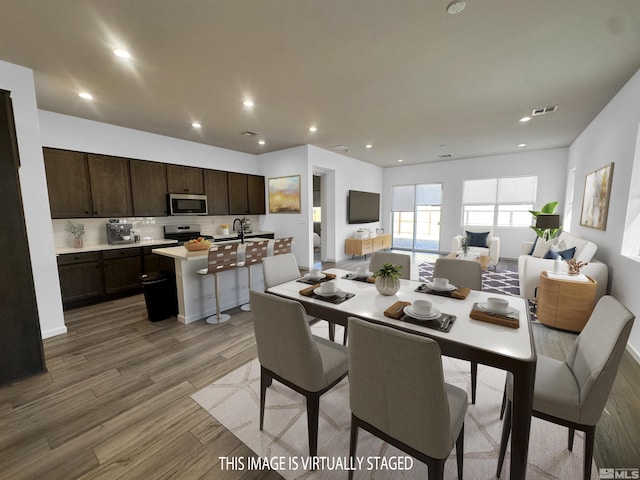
[65,220,86,248]
[373,262,403,296]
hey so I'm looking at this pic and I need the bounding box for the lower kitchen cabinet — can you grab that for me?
[57,245,175,309]
[57,252,105,305]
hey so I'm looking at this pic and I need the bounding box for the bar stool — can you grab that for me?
[273,237,293,255]
[240,240,269,312]
[196,243,240,324]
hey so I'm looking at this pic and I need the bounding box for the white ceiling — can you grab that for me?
[1,0,640,167]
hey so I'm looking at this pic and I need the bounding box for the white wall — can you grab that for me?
[0,61,66,338]
[383,148,568,259]
[568,68,640,357]
[38,111,257,173]
[258,145,384,268]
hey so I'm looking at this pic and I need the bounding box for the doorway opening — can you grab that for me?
[313,174,323,265]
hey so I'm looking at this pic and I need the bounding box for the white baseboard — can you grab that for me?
[627,343,640,366]
[41,325,68,339]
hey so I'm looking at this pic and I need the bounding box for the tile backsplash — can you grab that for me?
[52,215,261,248]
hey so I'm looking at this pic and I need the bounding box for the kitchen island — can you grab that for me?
[152,238,274,324]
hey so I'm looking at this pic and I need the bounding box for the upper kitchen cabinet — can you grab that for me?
[87,154,133,217]
[228,172,266,215]
[43,148,93,218]
[166,165,204,194]
[204,169,229,215]
[247,174,266,214]
[130,160,168,216]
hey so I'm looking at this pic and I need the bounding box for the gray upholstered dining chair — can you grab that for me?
[368,252,411,280]
[347,317,467,480]
[250,290,349,458]
[433,257,483,404]
[261,253,338,342]
[496,295,635,480]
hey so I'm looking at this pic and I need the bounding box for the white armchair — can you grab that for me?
[451,226,500,267]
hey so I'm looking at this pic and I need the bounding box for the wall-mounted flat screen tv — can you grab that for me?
[348,190,380,224]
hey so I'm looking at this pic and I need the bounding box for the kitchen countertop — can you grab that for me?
[211,230,274,241]
[152,237,274,261]
[56,238,178,255]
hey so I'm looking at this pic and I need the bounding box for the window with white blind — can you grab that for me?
[621,124,640,262]
[391,183,443,251]
[462,176,537,227]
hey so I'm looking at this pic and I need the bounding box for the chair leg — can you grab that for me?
[328,321,335,342]
[429,459,445,480]
[496,399,512,478]
[568,427,575,451]
[499,377,508,420]
[583,426,595,480]
[207,273,231,324]
[343,323,348,345]
[260,367,270,430]
[456,423,464,480]
[348,415,359,480]
[470,361,478,404]
[306,392,320,460]
[241,265,252,311]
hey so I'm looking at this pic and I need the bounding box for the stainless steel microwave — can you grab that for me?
[168,194,208,215]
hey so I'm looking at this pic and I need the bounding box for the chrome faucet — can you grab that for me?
[233,218,245,243]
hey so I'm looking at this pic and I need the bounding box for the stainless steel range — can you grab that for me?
[163,224,213,245]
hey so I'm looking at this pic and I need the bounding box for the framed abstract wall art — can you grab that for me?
[268,175,301,213]
[579,162,614,230]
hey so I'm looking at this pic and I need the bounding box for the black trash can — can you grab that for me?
[140,272,178,321]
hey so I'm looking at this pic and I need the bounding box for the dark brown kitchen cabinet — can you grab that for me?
[103,248,142,294]
[228,172,266,214]
[167,164,204,194]
[130,160,168,216]
[204,169,229,214]
[87,154,133,217]
[247,174,266,214]
[1,90,46,385]
[43,148,93,218]
[57,252,105,305]
[142,245,176,275]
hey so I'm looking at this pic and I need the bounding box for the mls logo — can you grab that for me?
[600,468,640,479]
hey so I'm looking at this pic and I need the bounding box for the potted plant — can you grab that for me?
[220,223,230,235]
[65,220,85,248]
[530,201,562,241]
[373,262,403,296]
[461,235,470,257]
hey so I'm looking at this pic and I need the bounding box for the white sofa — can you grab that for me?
[518,231,608,301]
[451,226,500,267]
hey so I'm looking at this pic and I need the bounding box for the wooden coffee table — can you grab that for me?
[445,252,490,271]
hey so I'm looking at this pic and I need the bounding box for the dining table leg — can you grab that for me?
[509,359,536,480]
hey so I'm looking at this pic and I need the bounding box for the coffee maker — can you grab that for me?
[106,222,134,244]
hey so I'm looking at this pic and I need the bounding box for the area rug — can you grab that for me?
[192,324,596,479]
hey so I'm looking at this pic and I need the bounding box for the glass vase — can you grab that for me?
[73,236,83,248]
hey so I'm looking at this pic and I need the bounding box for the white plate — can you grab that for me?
[404,306,441,320]
[305,273,326,281]
[426,282,457,292]
[477,303,518,316]
[314,287,342,297]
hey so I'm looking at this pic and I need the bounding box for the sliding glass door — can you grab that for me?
[392,183,442,252]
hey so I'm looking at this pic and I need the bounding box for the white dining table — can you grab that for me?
[266,268,536,480]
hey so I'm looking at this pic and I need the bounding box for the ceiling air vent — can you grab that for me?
[531,105,558,116]
[241,131,258,137]
[439,154,452,159]
[332,145,350,153]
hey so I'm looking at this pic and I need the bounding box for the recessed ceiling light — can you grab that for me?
[192,122,202,129]
[243,100,254,108]
[398,159,404,163]
[519,116,532,123]
[113,49,131,59]
[78,92,93,100]
[446,0,466,14]
[258,140,266,145]
[309,126,317,133]
[518,143,527,147]
[365,144,373,149]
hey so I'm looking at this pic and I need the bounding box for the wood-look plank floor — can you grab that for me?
[1,257,638,479]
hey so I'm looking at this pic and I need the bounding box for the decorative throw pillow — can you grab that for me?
[532,237,558,258]
[543,246,576,260]
[466,231,490,247]
[528,236,538,255]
